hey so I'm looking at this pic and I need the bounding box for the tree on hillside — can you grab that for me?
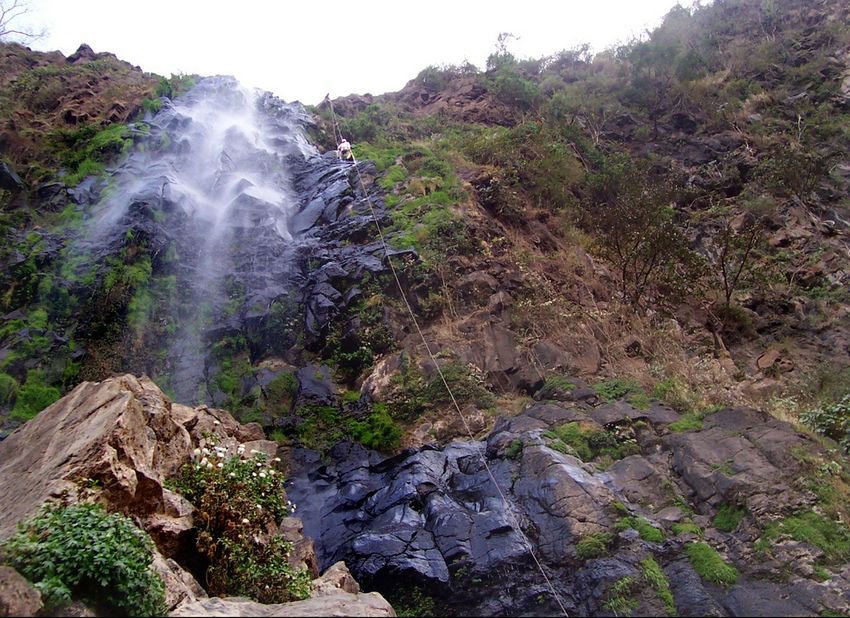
[581,155,697,307]
[707,207,766,309]
[0,0,45,42]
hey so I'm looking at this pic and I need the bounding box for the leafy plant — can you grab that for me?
[175,451,311,603]
[10,369,60,421]
[800,395,850,454]
[603,576,639,615]
[755,510,850,564]
[1,503,166,616]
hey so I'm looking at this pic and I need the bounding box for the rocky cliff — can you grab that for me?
[1,0,850,615]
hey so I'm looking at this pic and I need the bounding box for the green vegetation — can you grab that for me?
[671,521,703,537]
[387,586,437,618]
[536,374,576,400]
[0,372,19,405]
[175,452,311,603]
[685,542,739,586]
[713,504,746,532]
[544,421,640,464]
[49,123,134,186]
[10,369,61,421]
[668,412,704,433]
[1,503,166,616]
[155,73,197,99]
[640,557,675,616]
[756,510,850,564]
[506,438,524,460]
[576,531,613,561]
[593,378,651,410]
[603,576,639,616]
[800,394,850,454]
[347,403,402,451]
[615,516,665,543]
[295,402,402,453]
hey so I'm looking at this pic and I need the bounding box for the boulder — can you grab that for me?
[170,591,395,617]
[0,161,23,192]
[0,566,42,617]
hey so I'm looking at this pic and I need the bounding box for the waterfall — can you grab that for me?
[75,76,319,403]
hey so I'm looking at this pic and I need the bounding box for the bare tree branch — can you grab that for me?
[0,0,47,43]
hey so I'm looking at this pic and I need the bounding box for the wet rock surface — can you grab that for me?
[287,400,850,616]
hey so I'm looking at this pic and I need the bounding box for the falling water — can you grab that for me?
[80,76,318,402]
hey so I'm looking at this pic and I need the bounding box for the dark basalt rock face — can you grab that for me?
[287,401,850,616]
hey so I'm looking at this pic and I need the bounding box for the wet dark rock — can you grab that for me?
[0,161,23,193]
[295,364,339,407]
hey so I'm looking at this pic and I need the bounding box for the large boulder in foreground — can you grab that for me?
[0,375,393,617]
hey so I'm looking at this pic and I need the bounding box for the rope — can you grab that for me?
[323,97,570,617]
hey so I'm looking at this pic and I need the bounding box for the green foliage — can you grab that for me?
[175,452,311,603]
[576,532,613,561]
[640,557,675,616]
[672,521,703,536]
[0,372,20,405]
[668,412,704,433]
[11,369,61,421]
[801,395,850,454]
[593,378,650,409]
[544,421,639,463]
[50,123,134,186]
[685,542,739,586]
[347,403,402,452]
[615,516,664,543]
[536,374,576,400]
[155,73,196,99]
[423,360,495,410]
[603,576,639,616]
[1,503,166,616]
[262,372,298,416]
[756,511,850,564]
[713,503,746,532]
[388,586,437,618]
[506,438,524,460]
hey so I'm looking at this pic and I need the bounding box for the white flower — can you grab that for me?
[213,419,221,425]
[256,462,263,467]
[237,445,246,454]
[229,473,236,478]
[259,471,267,479]
[202,447,210,455]
[273,457,281,462]
[241,518,250,524]
[217,462,224,469]
[206,462,214,470]
[192,448,201,458]
[200,457,209,466]
[252,473,257,477]
[256,504,262,510]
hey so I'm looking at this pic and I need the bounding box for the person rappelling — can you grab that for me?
[337,137,353,162]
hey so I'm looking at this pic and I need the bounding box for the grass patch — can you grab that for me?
[755,511,850,564]
[544,421,640,464]
[594,378,650,410]
[713,503,746,532]
[506,438,524,460]
[536,374,576,400]
[576,531,613,561]
[668,412,704,433]
[671,521,703,536]
[640,557,675,616]
[615,516,664,543]
[603,576,639,616]
[685,542,739,586]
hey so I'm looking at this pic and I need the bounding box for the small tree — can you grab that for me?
[582,155,695,307]
[0,0,46,43]
[709,209,765,308]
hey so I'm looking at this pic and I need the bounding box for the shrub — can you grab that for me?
[1,503,166,616]
[685,542,738,586]
[544,421,639,463]
[576,532,613,561]
[800,395,850,454]
[175,451,311,603]
[347,403,402,452]
[11,370,61,421]
[506,438,524,460]
[713,504,746,533]
[593,378,649,409]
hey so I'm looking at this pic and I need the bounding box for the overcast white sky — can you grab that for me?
[23,0,680,105]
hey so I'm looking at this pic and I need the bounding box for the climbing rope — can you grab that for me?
[323,96,570,617]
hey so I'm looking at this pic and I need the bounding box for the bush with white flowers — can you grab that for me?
[175,448,310,603]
